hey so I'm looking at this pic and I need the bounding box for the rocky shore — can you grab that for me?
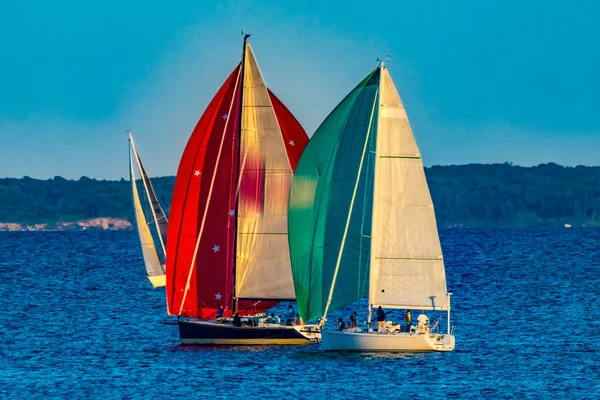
[0,217,132,232]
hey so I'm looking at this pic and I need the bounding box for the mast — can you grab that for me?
[447,292,452,334]
[367,60,385,326]
[232,33,251,314]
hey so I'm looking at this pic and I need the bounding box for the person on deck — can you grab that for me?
[405,310,411,332]
[216,305,224,320]
[336,317,346,331]
[377,306,386,334]
[285,305,295,326]
[349,311,357,328]
[232,313,242,327]
[268,313,280,325]
[417,310,429,334]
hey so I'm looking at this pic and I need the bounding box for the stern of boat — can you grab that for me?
[321,330,455,352]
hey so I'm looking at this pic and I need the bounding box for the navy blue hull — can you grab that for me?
[178,319,316,345]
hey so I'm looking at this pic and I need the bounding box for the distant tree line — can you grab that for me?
[0,175,174,225]
[426,163,600,227]
[1,163,599,227]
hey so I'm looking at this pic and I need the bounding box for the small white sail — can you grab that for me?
[129,144,166,288]
[129,133,168,256]
[369,68,448,310]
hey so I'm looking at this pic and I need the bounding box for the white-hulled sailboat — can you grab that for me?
[288,61,455,352]
[128,131,169,288]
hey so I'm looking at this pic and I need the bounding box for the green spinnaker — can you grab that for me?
[288,68,381,323]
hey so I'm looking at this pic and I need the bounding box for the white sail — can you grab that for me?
[235,44,296,300]
[129,146,166,288]
[129,133,168,257]
[369,67,448,310]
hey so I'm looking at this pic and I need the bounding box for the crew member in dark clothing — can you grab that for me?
[349,311,357,328]
[216,305,224,320]
[285,304,295,326]
[377,306,386,334]
[232,313,242,327]
[336,317,346,331]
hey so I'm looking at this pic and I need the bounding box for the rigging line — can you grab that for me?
[234,136,251,201]
[368,68,385,322]
[177,68,242,316]
[321,87,380,325]
[150,181,171,220]
[129,132,167,256]
[231,38,250,314]
[357,127,371,298]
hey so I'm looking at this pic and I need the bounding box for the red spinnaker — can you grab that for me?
[166,66,309,320]
[268,90,310,169]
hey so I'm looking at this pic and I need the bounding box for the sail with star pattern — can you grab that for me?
[166,39,309,320]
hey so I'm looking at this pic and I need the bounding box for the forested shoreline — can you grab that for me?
[1,163,599,228]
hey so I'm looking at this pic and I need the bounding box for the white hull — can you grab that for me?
[321,330,455,352]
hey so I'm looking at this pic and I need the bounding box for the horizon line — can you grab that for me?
[2,161,600,182]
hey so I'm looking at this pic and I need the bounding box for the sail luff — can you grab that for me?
[129,132,168,257]
[129,141,166,288]
[369,67,448,310]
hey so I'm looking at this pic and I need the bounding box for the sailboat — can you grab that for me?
[288,61,455,352]
[166,35,319,345]
[128,131,169,288]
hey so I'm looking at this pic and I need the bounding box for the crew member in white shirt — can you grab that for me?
[417,310,429,334]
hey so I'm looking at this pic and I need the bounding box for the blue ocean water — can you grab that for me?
[0,228,599,399]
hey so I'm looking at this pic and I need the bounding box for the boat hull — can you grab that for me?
[178,319,320,345]
[321,330,455,352]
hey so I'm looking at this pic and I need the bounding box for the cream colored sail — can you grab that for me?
[369,67,448,310]
[130,151,166,288]
[129,133,168,257]
[234,44,296,300]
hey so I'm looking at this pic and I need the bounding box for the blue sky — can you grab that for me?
[1,0,599,179]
